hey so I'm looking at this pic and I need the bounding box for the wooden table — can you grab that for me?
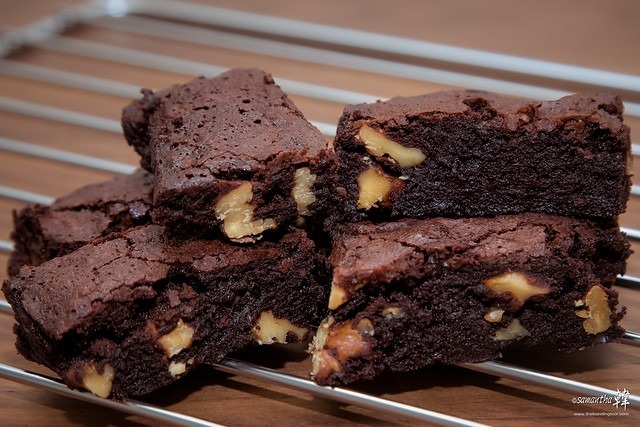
[0,1,639,425]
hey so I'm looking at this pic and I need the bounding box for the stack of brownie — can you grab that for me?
[310,90,633,385]
[3,69,336,398]
[2,68,633,398]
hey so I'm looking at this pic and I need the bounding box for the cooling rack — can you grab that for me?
[0,1,639,425]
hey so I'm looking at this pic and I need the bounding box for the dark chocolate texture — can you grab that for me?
[5,80,633,397]
[312,214,629,385]
[122,68,336,241]
[334,90,632,223]
[3,225,329,398]
[8,169,153,278]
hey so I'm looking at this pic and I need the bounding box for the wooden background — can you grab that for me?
[0,0,638,425]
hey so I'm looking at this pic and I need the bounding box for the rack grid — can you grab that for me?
[0,1,638,425]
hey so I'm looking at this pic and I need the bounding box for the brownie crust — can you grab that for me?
[312,214,630,385]
[334,90,632,223]
[122,68,336,241]
[8,169,153,277]
[3,225,329,398]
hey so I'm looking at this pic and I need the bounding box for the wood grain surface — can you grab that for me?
[0,1,639,425]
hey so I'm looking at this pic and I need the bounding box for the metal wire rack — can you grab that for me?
[0,1,639,425]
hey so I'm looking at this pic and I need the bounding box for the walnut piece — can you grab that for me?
[356,318,375,336]
[357,123,426,167]
[252,310,309,344]
[310,316,335,378]
[357,166,398,209]
[157,319,195,358]
[291,167,317,216]
[492,319,530,341]
[328,281,349,310]
[576,285,612,334]
[169,357,194,377]
[381,306,405,319]
[168,361,187,377]
[484,308,505,323]
[215,182,277,242]
[310,316,372,382]
[328,280,369,310]
[485,272,549,309]
[82,363,115,398]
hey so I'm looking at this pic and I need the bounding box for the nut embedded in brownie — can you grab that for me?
[3,225,329,399]
[310,214,630,386]
[333,90,632,223]
[122,68,337,242]
[8,169,153,278]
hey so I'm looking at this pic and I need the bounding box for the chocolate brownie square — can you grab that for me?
[8,169,153,277]
[333,90,632,223]
[3,225,329,398]
[122,68,336,242]
[310,214,630,386]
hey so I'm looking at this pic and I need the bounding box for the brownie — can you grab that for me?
[333,90,632,223]
[8,169,153,278]
[122,68,337,242]
[310,214,630,386]
[3,225,329,399]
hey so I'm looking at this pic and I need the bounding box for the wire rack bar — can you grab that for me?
[33,34,640,118]
[0,1,106,56]
[213,358,487,427]
[0,361,485,427]
[0,54,379,110]
[621,330,640,348]
[616,275,640,288]
[462,360,640,405]
[4,3,640,116]
[36,37,378,107]
[0,300,10,315]
[0,186,54,205]
[84,16,577,107]
[0,240,13,253]
[5,0,640,96]
[622,227,640,241]
[123,0,640,94]
[0,137,136,174]
[92,13,640,119]
[0,96,122,133]
[0,60,142,98]
[0,363,225,427]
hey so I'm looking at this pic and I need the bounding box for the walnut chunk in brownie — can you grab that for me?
[3,225,329,399]
[334,90,632,223]
[311,214,629,386]
[122,68,337,242]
